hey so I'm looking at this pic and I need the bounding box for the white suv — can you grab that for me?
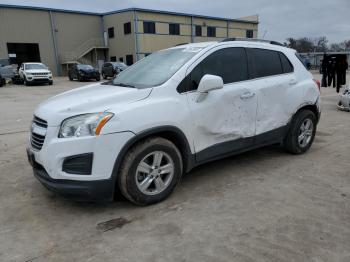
[27,39,321,205]
[19,63,53,86]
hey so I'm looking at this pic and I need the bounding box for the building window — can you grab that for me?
[169,23,180,35]
[124,22,131,35]
[246,30,254,38]
[207,26,216,37]
[195,25,202,36]
[143,21,156,34]
[119,57,124,62]
[108,27,115,38]
[126,55,133,66]
[110,56,117,62]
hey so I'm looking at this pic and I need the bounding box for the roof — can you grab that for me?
[0,4,259,24]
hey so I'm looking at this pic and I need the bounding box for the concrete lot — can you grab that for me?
[0,74,349,262]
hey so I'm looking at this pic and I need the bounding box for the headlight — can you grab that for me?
[59,112,114,138]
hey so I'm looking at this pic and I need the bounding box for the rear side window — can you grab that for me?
[279,53,294,73]
[249,48,283,78]
[178,47,248,92]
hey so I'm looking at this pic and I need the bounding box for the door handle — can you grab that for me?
[289,79,298,85]
[240,92,255,100]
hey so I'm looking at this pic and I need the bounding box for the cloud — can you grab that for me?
[1,0,349,43]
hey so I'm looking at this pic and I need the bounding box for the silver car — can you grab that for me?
[338,87,350,111]
[0,59,16,78]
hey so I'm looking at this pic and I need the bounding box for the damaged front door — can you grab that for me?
[184,47,258,162]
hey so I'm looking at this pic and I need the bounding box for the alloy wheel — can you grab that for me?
[135,151,174,196]
[298,118,314,148]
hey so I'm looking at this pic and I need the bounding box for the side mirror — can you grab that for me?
[196,74,223,102]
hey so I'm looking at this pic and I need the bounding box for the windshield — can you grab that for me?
[0,59,10,67]
[113,48,199,88]
[25,64,46,70]
[77,64,94,70]
[112,62,127,69]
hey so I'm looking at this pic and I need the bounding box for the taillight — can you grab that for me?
[313,79,321,92]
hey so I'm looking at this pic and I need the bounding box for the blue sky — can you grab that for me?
[1,0,349,43]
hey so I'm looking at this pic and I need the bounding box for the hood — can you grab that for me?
[35,82,152,126]
[26,69,51,74]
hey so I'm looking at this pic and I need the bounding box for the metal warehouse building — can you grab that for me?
[0,4,259,75]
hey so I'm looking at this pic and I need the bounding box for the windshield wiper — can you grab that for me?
[113,82,136,88]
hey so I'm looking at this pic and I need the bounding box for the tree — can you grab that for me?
[285,36,350,53]
[313,36,328,52]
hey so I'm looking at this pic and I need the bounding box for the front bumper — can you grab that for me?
[27,77,52,83]
[29,153,114,201]
[80,73,99,80]
[27,130,135,201]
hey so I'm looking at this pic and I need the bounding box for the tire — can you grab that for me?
[77,74,82,82]
[102,73,107,80]
[96,76,100,82]
[0,77,3,87]
[284,110,317,154]
[49,81,53,85]
[69,74,73,81]
[24,76,30,86]
[118,137,183,205]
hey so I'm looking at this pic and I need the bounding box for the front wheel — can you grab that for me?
[118,137,183,205]
[284,110,317,154]
[24,76,30,86]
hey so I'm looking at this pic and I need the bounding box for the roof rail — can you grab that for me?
[220,38,284,46]
[175,43,189,46]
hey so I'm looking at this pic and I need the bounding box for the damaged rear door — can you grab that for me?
[184,47,258,162]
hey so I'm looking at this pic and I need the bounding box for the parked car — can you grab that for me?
[338,87,350,111]
[0,74,5,87]
[0,58,18,83]
[68,64,100,82]
[27,40,321,205]
[101,62,128,79]
[19,63,53,86]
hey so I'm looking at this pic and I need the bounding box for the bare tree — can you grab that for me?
[285,36,350,53]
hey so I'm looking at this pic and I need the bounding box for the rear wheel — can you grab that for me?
[118,137,183,205]
[284,110,317,154]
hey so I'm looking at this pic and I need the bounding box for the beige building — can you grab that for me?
[0,5,258,75]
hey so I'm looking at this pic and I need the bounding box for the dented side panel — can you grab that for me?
[255,74,303,135]
[186,82,258,153]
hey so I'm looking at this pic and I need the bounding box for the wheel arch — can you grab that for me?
[295,102,320,123]
[111,126,195,194]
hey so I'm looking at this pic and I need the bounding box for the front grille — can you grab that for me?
[32,73,48,76]
[33,116,47,128]
[31,116,47,151]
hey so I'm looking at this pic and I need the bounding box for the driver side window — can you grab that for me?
[177,47,249,93]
